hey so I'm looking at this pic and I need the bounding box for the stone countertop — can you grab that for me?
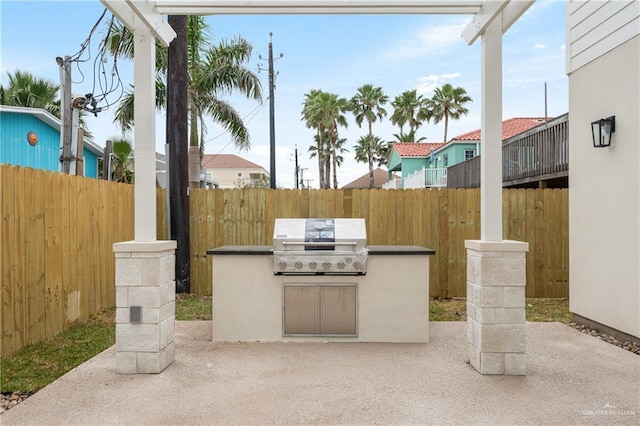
[207,245,435,255]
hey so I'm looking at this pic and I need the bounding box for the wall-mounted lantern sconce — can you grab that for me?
[591,116,615,148]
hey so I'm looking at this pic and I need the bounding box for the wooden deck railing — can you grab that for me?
[448,113,569,188]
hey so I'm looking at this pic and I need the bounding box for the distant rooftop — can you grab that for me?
[391,142,445,158]
[342,168,398,189]
[202,154,266,170]
[449,117,553,142]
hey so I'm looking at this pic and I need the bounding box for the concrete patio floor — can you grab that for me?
[1,321,638,425]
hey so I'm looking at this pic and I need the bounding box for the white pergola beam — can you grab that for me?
[153,0,483,15]
[100,0,136,31]
[101,0,176,47]
[501,0,535,34]
[462,0,534,45]
[462,0,508,45]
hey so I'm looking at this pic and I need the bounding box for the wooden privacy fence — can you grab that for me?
[2,165,566,359]
[0,165,167,359]
[189,188,568,300]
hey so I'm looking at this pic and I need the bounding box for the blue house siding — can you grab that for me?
[398,158,428,178]
[0,112,60,171]
[0,108,100,178]
[83,147,98,178]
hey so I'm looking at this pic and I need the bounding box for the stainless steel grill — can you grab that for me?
[273,218,368,275]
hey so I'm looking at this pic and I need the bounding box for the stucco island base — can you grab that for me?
[209,246,434,343]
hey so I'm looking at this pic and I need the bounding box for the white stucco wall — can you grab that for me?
[211,254,430,343]
[568,35,640,338]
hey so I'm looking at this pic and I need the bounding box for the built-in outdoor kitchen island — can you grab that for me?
[207,219,435,343]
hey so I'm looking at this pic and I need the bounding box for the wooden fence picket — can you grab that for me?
[0,164,569,359]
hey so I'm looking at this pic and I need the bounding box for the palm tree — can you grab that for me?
[302,90,329,188]
[109,17,263,187]
[390,90,428,140]
[1,69,95,140]
[110,138,134,183]
[429,83,473,143]
[354,135,388,178]
[350,84,388,188]
[392,130,426,143]
[308,132,331,188]
[301,90,349,188]
[1,70,60,117]
[331,137,349,189]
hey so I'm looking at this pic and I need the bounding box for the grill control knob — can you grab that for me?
[322,262,331,270]
[279,261,287,270]
[337,262,346,270]
[353,262,362,270]
[309,262,317,270]
[345,257,353,264]
[294,261,303,269]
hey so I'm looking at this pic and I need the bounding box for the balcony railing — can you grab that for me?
[382,167,447,189]
[447,113,569,188]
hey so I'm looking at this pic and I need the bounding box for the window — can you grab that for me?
[443,153,449,167]
[465,149,475,161]
[237,172,243,177]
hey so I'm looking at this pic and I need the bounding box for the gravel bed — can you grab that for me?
[568,322,639,355]
[0,392,33,413]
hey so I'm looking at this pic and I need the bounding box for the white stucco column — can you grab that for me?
[114,241,177,374]
[480,18,503,242]
[133,21,157,242]
[465,16,529,376]
[466,240,529,375]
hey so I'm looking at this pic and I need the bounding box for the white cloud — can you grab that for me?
[386,18,468,61]
[415,72,462,95]
[534,43,546,49]
[559,44,566,50]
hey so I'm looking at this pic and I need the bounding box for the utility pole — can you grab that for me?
[57,56,72,174]
[259,33,283,189]
[299,167,308,189]
[294,145,299,189]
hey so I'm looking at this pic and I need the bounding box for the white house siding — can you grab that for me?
[568,2,639,340]
[204,167,269,189]
[567,0,640,72]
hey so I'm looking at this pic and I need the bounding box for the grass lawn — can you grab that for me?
[1,296,569,395]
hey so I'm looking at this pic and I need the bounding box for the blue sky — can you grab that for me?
[1,0,568,188]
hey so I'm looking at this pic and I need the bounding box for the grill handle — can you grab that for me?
[281,241,358,247]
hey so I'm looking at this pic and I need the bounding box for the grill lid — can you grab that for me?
[273,218,368,275]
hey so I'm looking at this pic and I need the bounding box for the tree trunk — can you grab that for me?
[188,105,202,189]
[368,121,374,188]
[167,15,190,293]
[443,114,449,143]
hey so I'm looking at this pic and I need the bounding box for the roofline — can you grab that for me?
[151,0,484,15]
[0,105,104,156]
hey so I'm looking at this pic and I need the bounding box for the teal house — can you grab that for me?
[384,118,553,189]
[387,142,444,179]
[432,117,550,168]
[0,105,102,178]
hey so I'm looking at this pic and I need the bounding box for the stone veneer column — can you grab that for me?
[113,241,177,374]
[465,240,529,375]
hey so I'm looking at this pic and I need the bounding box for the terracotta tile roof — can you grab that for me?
[201,154,265,170]
[449,117,552,142]
[342,168,398,189]
[392,142,445,157]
